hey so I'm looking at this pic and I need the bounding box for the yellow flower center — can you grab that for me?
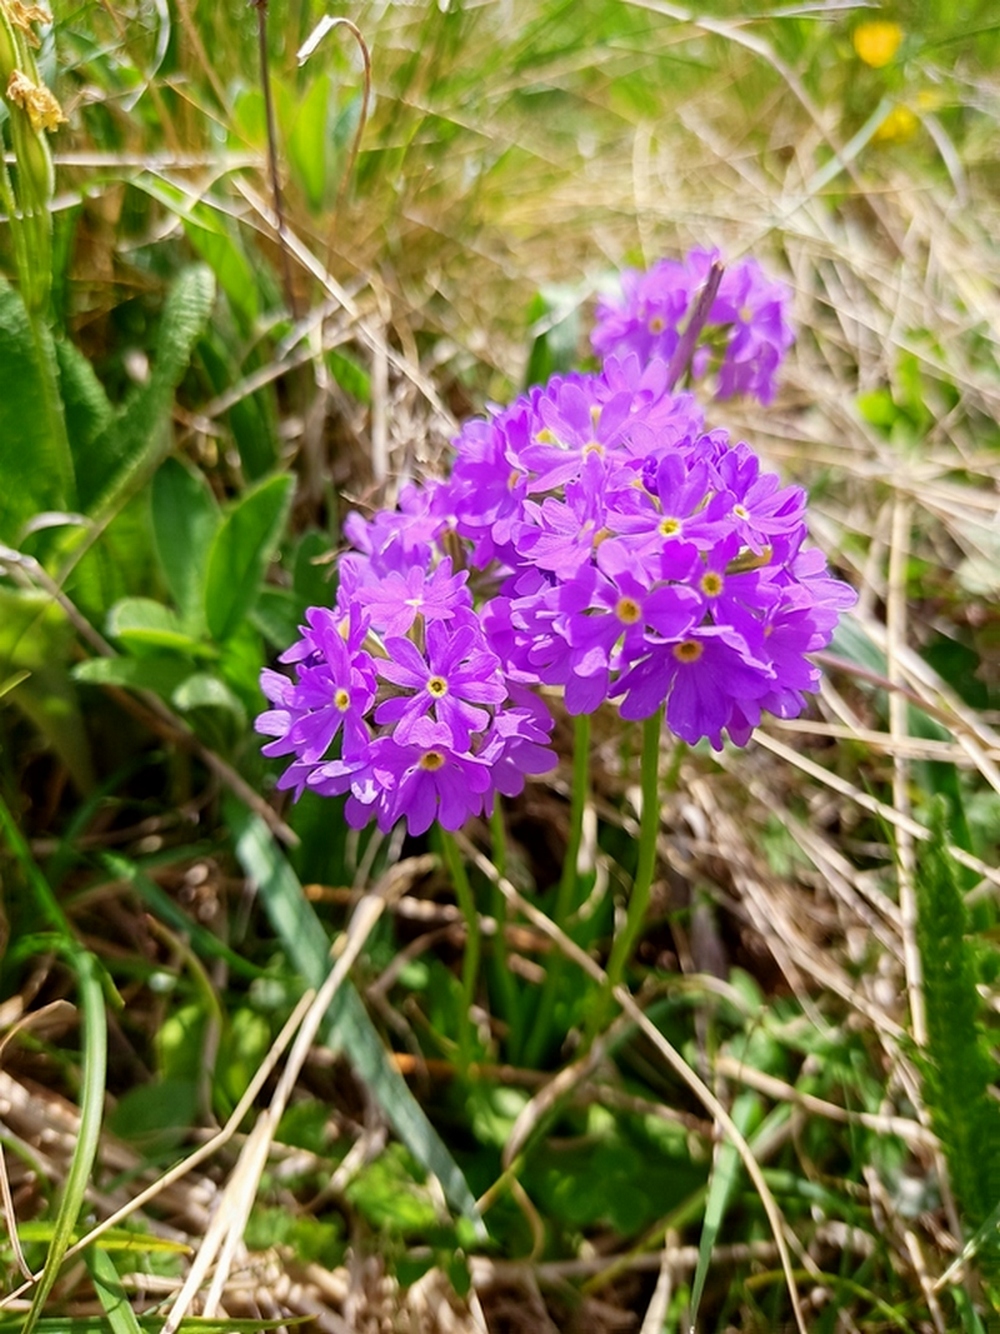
[427,675,448,698]
[334,688,351,712]
[673,641,703,664]
[420,750,445,771]
[659,517,681,537]
[648,315,666,334]
[616,597,642,625]
[700,571,723,597]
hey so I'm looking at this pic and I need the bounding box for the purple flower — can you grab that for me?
[375,617,507,749]
[368,720,494,835]
[592,249,795,405]
[711,258,795,403]
[355,558,471,637]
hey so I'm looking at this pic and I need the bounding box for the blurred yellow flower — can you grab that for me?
[874,103,918,142]
[853,20,904,68]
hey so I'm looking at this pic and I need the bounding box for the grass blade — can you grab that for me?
[85,1247,143,1334]
[23,946,107,1333]
[227,799,485,1234]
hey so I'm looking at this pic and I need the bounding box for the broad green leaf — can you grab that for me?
[0,278,74,541]
[204,473,294,642]
[151,457,221,631]
[251,586,305,650]
[227,801,486,1236]
[523,283,585,389]
[184,221,259,331]
[79,265,216,517]
[171,671,246,723]
[326,349,371,404]
[106,598,205,655]
[293,530,335,607]
[73,653,195,700]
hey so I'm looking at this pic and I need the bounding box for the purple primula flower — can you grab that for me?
[342,480,448,578]
[592,249,795,406]
[711,258,795,404]
[480,686,557,800]
[369,719,494,835]
[375,617,507,748]
[615,623,774,743]
[356,558,471,637]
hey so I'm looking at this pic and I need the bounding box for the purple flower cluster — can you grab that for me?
[257,251,854,837]
[592,249,795,404]
[257,535,556,836]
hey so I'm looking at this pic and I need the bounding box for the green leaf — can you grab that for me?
[171,671,246,723]
[0,278,74,541]
[204,473,294,642]
[689,1090,761,1327]
[251,586,305,650]
[106,598,206,655]
[79,265,216,517]
[151,457,221,631]
[915,801,1000,1259]
[227,801,485,1236]
[0,587,95,792]
[197,328,279,480]
[23,948,106,1334]
[523,283,585,389]
[73,652,195,699]
[85,1247,143,1334]
[99,851,262,981]
[133,177,258,330]
[55,336,114,469]
[326,349,371,404]
[287,72,334,212]
[293,530,334,607]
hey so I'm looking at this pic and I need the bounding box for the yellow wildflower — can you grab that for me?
[874,103,918,142]
[6,67,66,131]
[853,20,904,68]
[2,0,51,47]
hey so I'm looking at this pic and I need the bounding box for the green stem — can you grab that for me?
[522,712,591,1068]
[587,708,663,1043]
[488,802,519,1041]
[439,827,480,1077]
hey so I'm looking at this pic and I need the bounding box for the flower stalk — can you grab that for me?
[586,707,663,1042]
